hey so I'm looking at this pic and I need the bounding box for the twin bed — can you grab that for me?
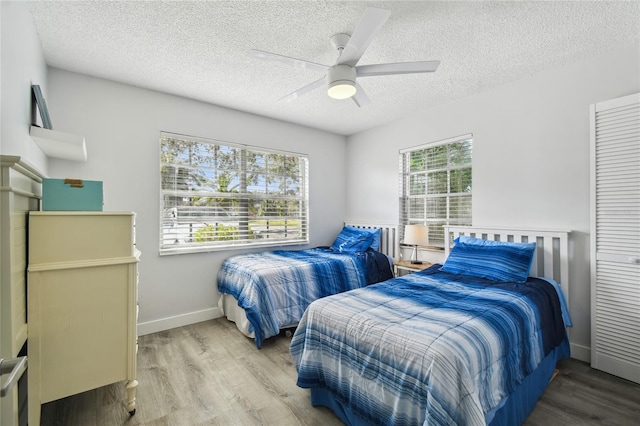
[217,225,571,425]
[217,223,398,348]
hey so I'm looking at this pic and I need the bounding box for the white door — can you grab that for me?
[590,92,640,383]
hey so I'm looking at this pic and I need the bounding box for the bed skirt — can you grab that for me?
[309,336,571,426]
[218,294,254,339]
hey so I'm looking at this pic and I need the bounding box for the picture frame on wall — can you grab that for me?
[31,84,52,129]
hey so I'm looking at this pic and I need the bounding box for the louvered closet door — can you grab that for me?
[590,92,640,384]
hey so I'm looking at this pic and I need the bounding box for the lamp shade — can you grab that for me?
[403,224,429,246]
[327,81,356,99]
[327,65,357,99]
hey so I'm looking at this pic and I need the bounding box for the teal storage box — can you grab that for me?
[42,178,103,211]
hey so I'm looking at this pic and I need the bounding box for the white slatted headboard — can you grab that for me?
[444,226,571,305]
[344,222,399,261]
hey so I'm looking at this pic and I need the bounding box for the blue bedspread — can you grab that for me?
[290,265,569,425]
[217,247,393,348]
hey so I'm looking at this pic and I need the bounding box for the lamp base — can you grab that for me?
[408,245,422,265]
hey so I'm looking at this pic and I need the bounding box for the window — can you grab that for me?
[399,134,472,247]
[160,132,309,255]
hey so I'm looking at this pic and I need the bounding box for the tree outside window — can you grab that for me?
[160,133,309,255]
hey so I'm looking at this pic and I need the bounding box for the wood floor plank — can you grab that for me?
[39,318,640,425]
[525,358,640,426]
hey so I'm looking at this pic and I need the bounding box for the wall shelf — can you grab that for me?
[30,126,87,162]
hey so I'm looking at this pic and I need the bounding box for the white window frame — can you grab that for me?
[399,133,473,247]
[159,132,309,255]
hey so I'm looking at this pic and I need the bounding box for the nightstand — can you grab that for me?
[394,260,432,277]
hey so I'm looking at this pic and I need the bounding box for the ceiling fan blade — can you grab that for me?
[248,50,328,73]
[337,7,391,67]
[278,76,326,103]
[356,61,440,77]
[352,81,371,107]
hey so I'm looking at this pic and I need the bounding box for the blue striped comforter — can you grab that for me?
[217,247,393,348]
[290,265,568,425]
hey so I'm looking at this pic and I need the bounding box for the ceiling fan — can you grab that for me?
[248,7,440,107]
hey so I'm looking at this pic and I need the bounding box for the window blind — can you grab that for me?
[159,132,309,255]
[399,134,473,246]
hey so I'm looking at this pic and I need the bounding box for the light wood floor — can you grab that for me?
[40,318,640,425]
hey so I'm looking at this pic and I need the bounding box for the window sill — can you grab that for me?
[159,239,309,256]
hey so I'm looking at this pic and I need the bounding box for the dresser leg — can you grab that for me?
[125,379,138,415]
[28,398,41,426]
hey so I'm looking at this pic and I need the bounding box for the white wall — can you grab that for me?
[346,42,640,361]
[0,1,48,173]
[46,69,348,334]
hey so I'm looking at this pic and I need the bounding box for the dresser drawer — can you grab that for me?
[29,212,135,263]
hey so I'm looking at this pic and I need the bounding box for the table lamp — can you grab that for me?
[403,224,429,264]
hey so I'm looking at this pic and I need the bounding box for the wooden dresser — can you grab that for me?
[1,156,43,426]
[27,212,140,424]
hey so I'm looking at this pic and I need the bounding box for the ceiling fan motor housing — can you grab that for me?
[327,65,357,99]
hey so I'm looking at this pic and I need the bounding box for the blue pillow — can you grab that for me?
[345,226,381,251]
[440,235,536,283]
[331,226,374,253]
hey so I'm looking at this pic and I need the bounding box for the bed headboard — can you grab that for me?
[344,222,399,261]
[444,226,571,304]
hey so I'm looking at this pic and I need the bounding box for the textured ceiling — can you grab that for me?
[28,1,640,136]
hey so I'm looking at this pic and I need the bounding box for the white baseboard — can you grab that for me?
[570,342,590,363]
[137,307,223,336]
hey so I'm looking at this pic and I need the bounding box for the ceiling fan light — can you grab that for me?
[327,64,357,100]
[328,80,356,99]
